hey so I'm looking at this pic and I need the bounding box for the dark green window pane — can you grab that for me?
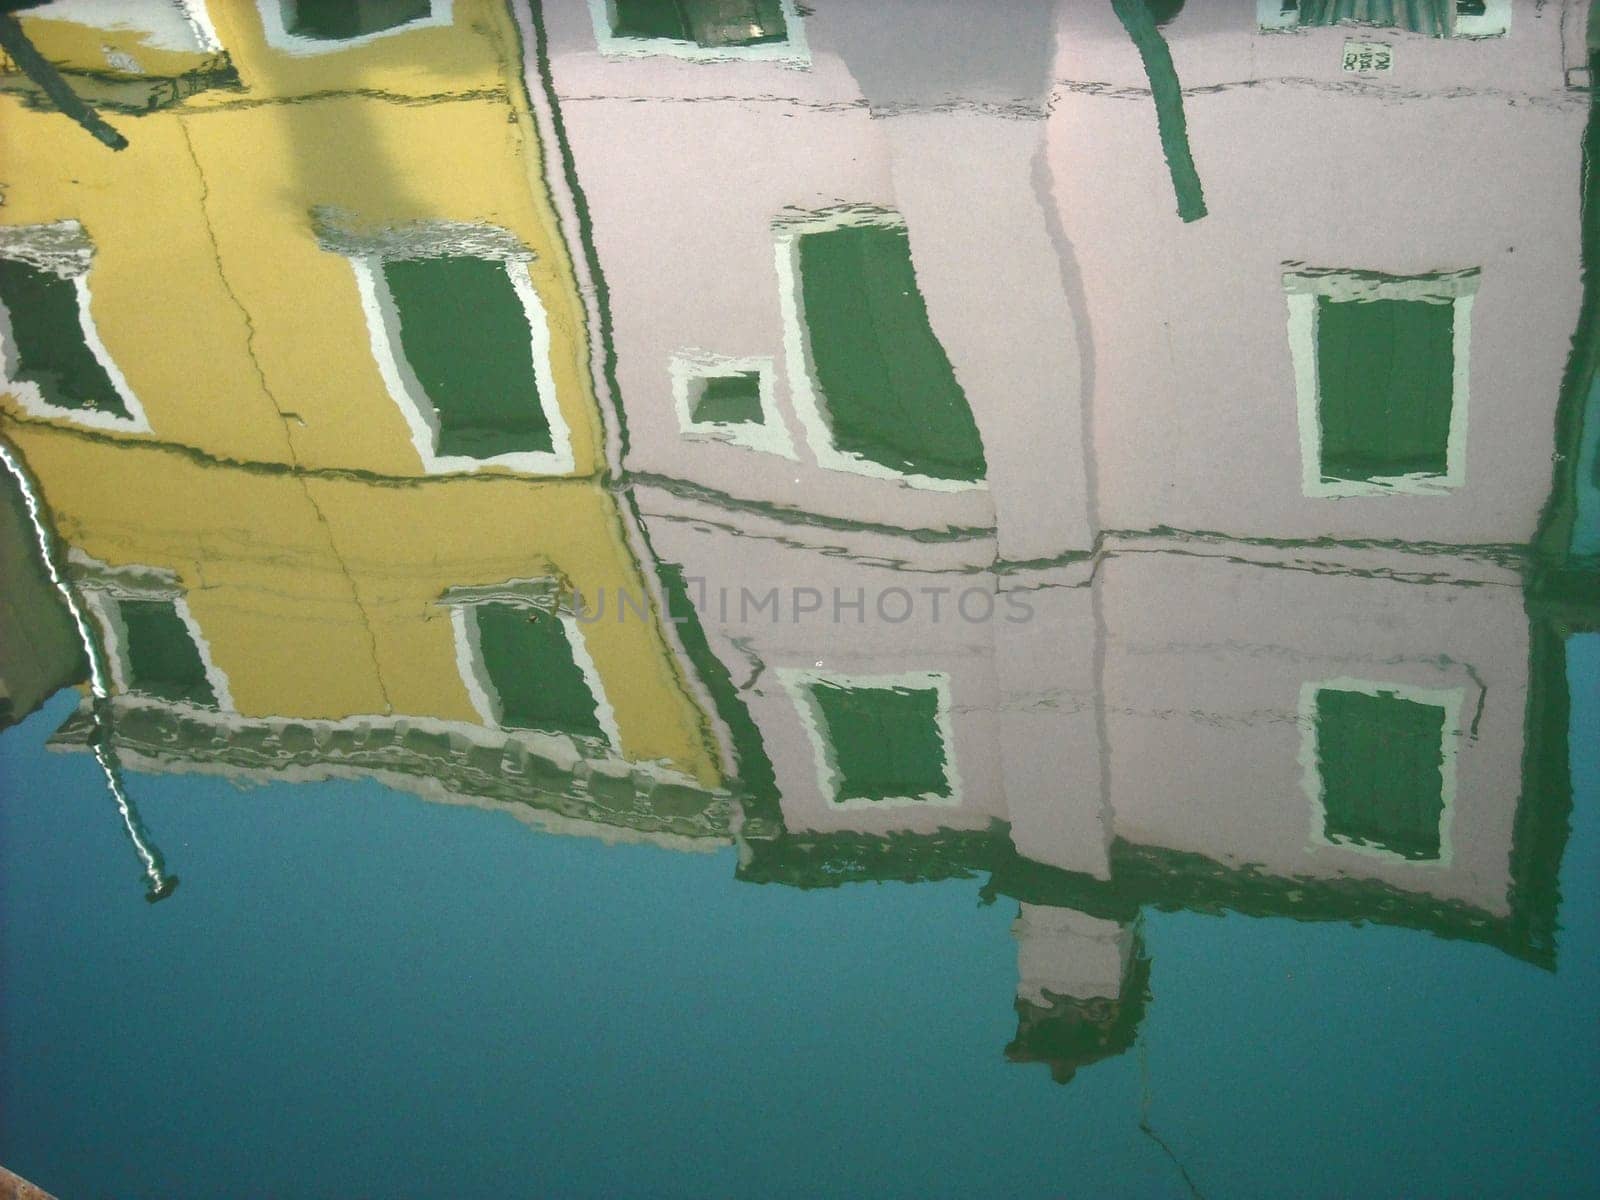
[474,603,604,741]
[1315,687,1446,860]
[0,259,128,419]
[798,224,986,482]
[692,373,763,425]
[611,0,788,46]
[811,682,949,802]
[1316,295,1454,483]
[118,599,217,708]
[284,0,432,39]
[382,256,554,459]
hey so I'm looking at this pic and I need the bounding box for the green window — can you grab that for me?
[0,258,129,419]
[284,0,432,39]
[1315,687,1446,861]
[810,682,950,802]
[691,372,763,425]
[473,603,605,741]
[797,224,987,482]
[1316,295,1454,483]
[118,599,217,708]
[610,0,789,47]
[382,255,553,459]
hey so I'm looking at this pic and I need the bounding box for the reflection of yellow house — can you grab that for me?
[2,2,725,841]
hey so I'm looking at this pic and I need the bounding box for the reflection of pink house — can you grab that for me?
[529,0,1575,968]
[536,0,1582,562]
[1050,0,1585,547]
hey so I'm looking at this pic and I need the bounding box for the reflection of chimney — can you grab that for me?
[1013,904,1131,1004]
[1006,905,1147,1084]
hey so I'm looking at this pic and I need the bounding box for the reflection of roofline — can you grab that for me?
[47,701,731,847]
[737,818,1561,968]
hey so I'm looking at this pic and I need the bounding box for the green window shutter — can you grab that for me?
[1316,295,1454,483]
[473,603,605,741]
[691,372,764,425]
[118,599,217,707]
[381,256,554,459]
[797,224,987,482]
[612,0,789,46]
[1315,687,1446,860]
[0,259,129,419]
[811,682,950,802]
[285,0,433,39]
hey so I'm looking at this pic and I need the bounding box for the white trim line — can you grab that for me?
[0,258,150,434]
[349,254,576,476]
[669,350,796,458]
[586,0,810,66]
[1298,676,1461,867]
[778,667,962,809]
[177,0,224,52]
[1285,269,1475,498]
[774,207,986,494]
[256,0,453,55]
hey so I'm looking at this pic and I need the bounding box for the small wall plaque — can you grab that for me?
[1342,40,1394,73]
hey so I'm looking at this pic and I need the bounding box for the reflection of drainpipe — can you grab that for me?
[1109,0,1207,223]
[0,439,177,902]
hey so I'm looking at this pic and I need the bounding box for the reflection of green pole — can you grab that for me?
[1110,0,1207,223]
[0,12,127,151]
[0,439,177,902]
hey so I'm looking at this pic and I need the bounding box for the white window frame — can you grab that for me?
[774,206,986,495]
[1285,267,1476,498]
[670,350,796,458]
[257,0,453,55]
[1298,676,1461,867]
[587,0,809,66]
[778,667,962,809]
[73,558,235,712]
[444,582,622,754]
[1256,0,1509,36]
[0,221,149,434]
[343,247,575,476]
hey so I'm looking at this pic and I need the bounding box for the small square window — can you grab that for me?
[670,352,794,456]
[782,669,960,807]
[811,682,950,802]
[690,372,764,425]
